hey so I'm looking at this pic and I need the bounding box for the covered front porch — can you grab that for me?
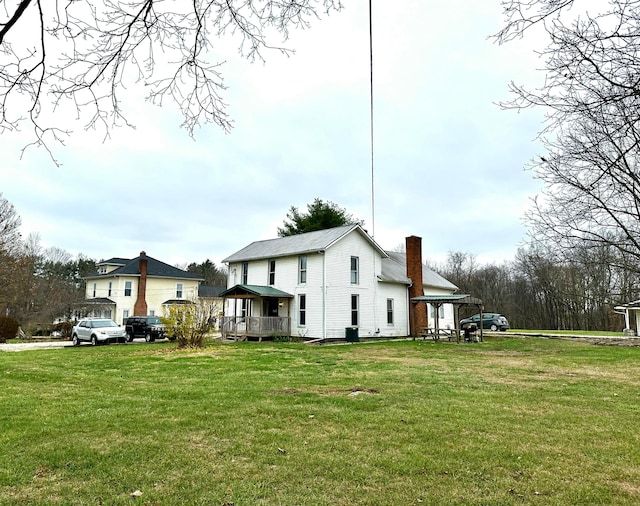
[220,284,293,341]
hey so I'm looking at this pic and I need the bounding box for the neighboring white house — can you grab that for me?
[220,225,459,340]
[83,251,203,324]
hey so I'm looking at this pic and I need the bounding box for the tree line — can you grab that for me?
[0,193,226,336]
[436,242,640,332]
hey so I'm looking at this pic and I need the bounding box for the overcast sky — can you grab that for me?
[2,1,546,269]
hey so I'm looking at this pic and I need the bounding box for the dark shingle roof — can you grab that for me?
[86,253,203,281]
[220,284,294,298]
[198,285,226,298]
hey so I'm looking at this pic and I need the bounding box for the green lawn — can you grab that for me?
[1,337,639,505]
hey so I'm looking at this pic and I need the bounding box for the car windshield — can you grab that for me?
[92,320,118,328]
[146,317,161,324]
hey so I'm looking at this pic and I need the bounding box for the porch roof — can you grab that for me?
[163,299,194,305]
[614,299,640,311]
[85,297,116,304]
[412,294,483,306]
[220,284,294,299]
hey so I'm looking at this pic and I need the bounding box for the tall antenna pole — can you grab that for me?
[369,0,375,238]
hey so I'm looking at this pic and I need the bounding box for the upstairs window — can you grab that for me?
[176,283,184,298]
[124,281,132,296]
[268,259,276,285]
[241,262,248,284]
[299,255,307,284]
[350,256,359,284]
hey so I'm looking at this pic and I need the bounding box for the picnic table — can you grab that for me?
[419,327,458,342]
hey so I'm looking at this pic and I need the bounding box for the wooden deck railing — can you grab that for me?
[221,316,291,340]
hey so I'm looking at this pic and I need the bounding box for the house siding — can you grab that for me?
[322,230,383,338]
[223,227,457,340]
[86,276,199,324]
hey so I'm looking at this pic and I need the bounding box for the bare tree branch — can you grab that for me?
[0,0,343,161]
[497,0,640,265]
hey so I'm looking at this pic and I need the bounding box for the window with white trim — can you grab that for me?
[268,259,276,285]
[124,281,132,296]
[299,255,307,284]
[351,294,359,326]
[429,304,444,319]
[299,294,306,326]
[241,262,248,284]
[176,283,183,298]
[350,256,359,284]
[387,298,394,325]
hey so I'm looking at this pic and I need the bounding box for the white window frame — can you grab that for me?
[350,256,359,285]
[429,304,445,319]
[241,262,248,284]
[268,259,276,285]
[351,294,359,326]
[298,294,306,326]
[299,255,307,284]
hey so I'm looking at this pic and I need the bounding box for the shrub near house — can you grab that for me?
[162,301,216,348]
[0,316,19,343]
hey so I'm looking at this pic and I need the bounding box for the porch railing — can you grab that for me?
[221,316,291,340]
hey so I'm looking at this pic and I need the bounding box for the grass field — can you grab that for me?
[1,337,639,505]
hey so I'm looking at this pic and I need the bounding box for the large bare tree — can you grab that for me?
[0,0,342,162]
[495,0,640,270]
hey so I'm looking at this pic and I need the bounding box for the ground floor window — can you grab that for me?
[429,304,445,319]
[387,298,394,325]
[351,295,359,326]
[299,294,306,326]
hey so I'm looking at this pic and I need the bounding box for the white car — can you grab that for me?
[71,318,127,346]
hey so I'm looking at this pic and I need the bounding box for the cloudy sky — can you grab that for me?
[2,1,546,268]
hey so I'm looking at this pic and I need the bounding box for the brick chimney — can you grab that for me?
[133,251,148,316]
[406,236,427,337]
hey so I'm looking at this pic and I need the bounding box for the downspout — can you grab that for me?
[407,282,412,337]
[321,251,327,340]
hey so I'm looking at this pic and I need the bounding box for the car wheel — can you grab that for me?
[72,335,80,346]
[91,335,98,346]
[490,324,498,331]
[126,331,134,343]
[145,332,153,343]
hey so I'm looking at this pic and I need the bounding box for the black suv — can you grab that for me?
[124,316,168,342]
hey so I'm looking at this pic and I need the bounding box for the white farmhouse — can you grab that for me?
[83,252,203,324]
[220,225,459,341]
